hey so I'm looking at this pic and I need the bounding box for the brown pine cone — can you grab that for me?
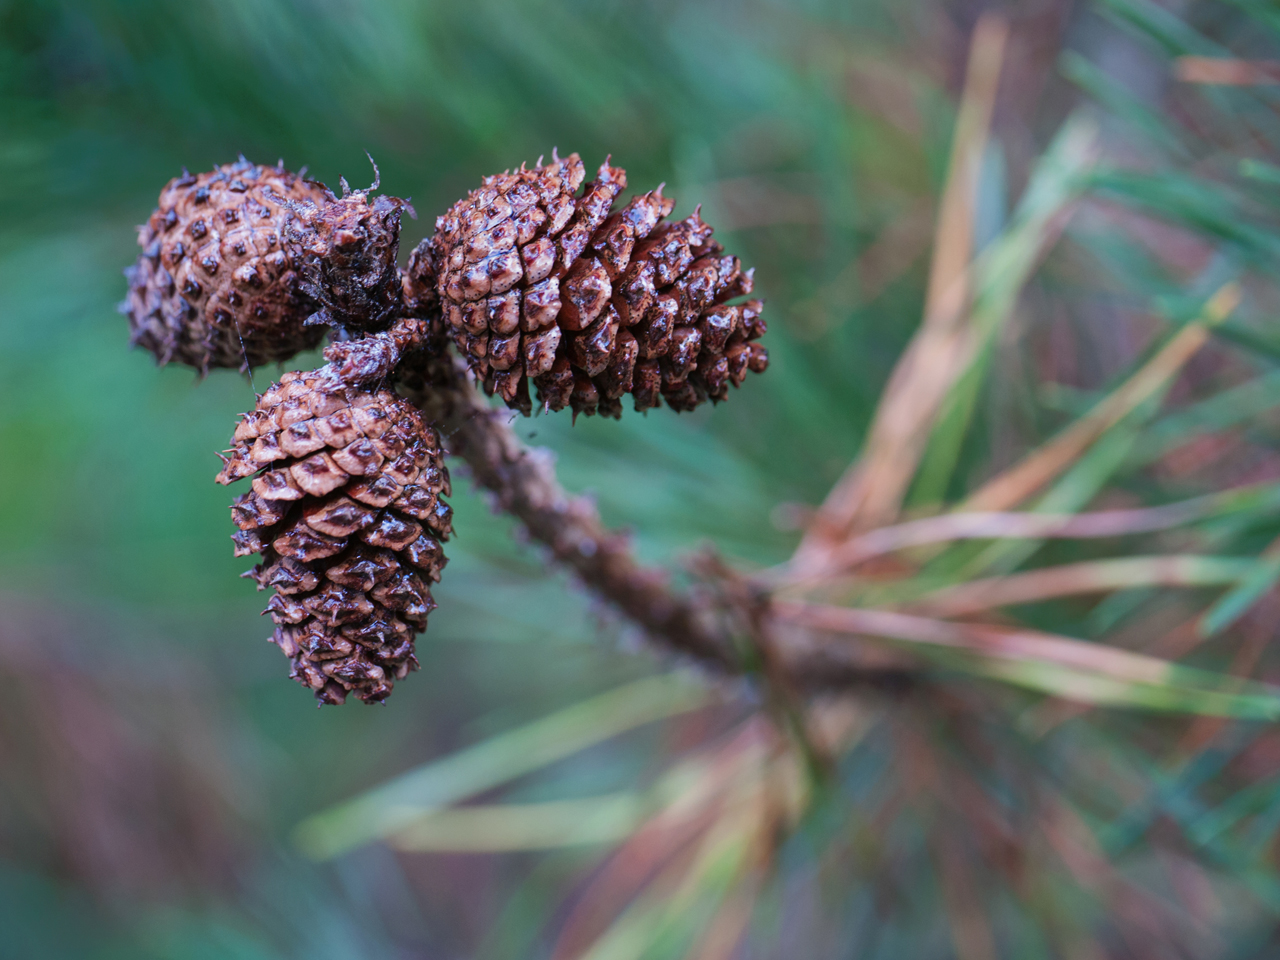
[285,170,411,334]
[121,158,330,372]
[413,151,768,418]
[215,369,452,705]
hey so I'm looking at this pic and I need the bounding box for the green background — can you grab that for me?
[10,0,1275,956]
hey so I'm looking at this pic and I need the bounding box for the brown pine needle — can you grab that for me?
[683,876,762,960]
[1176,56,1280,85]
[770,602,1280,718]
[794,14,1008,556]
[963,283,1240,513]
[908,555,1250,617]
[774,602,1179,684]
[549,722,770,960]
[769,483,1271,586]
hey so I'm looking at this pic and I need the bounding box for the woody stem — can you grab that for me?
[402,350,912,692]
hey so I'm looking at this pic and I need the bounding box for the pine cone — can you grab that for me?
[286,171,411,334]
[414,152,768,418]
[216,369,452,705]
[121,158,330,372]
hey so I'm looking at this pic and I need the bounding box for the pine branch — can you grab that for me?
[398,346,915,692]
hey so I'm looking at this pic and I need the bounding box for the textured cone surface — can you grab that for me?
[286,181,409,333]
[323,314,436,385]
[216,369,452,704]
[121,158,330,371]
[401,239,442,320]
[414,152,768,418]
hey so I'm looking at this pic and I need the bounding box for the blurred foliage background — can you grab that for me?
[10,0,1280,956]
